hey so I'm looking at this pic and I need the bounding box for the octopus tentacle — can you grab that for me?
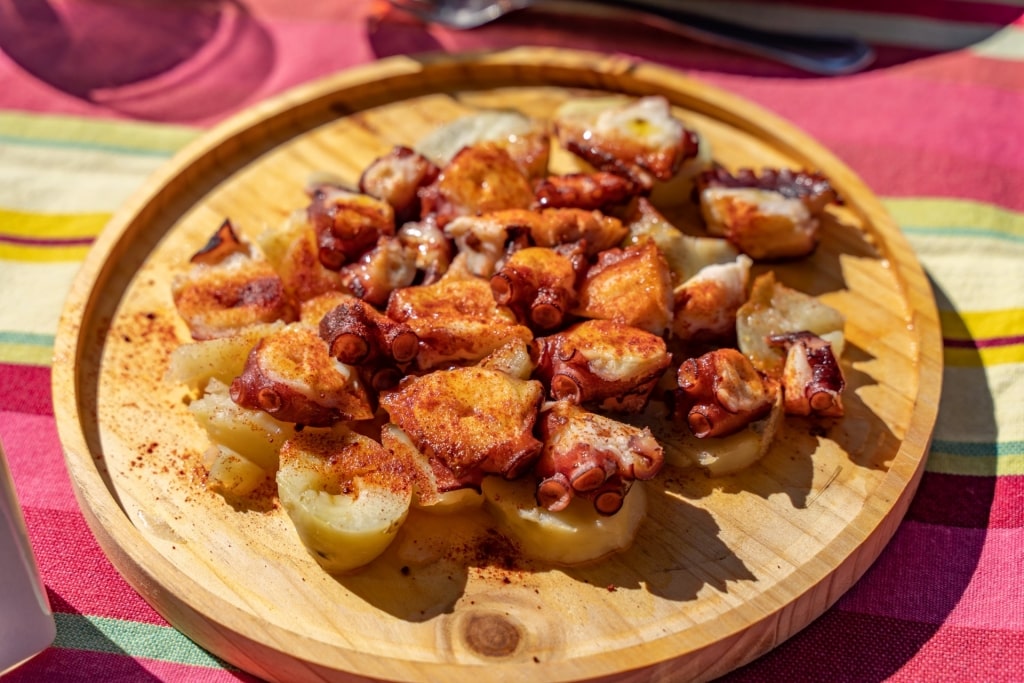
[534,401,663,514]
[675,348,777,438]
[319,297,419,367]
[489,246,578,331]
[534,320,671,413]
[768,331,845,417]
[189,219,249,264]
[533,172,641,210]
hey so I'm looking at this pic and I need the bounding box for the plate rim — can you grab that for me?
[51,47,943,682]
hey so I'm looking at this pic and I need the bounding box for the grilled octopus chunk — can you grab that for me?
[490,246,580,331]
[418,144,535,228]
[695,166,840,260]
[229,323,374,427]
[533,172,641,210]
[672,255,753,343]
[554,95,700,189]
[574,239,674,336]
[768,331,845,417]
[337,235,418,307]
[358,145,440,224]
[444,207,627,278]
[675,348,778,438]
[172,219,296,340]
[386,262,533,372]
[380,366,545,491]
[534,319,671,413]
[535,401,663,515]
[307,184,396,270]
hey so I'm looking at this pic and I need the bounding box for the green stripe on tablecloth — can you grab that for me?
[0,112,198,156]
[927,440,1024,476]
[932,439,1024,458]
[53,613,233,670]
[902,226,1024,242]
[883,198,1024,238]
[0,331,54,366]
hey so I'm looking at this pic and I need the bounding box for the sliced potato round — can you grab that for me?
[204,444,269,498]
[276,429,413,574]
[188,378,294,472]
[167,322,283,392]
[481,476,646,566]
[669,391,784,477]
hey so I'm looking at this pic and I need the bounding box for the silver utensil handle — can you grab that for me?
[568,0,875,75]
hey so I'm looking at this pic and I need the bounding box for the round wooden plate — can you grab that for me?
[52,48,942,682]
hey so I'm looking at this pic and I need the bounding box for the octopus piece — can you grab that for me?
[229,323,374,426]
[768,331,845,417]
[415,109,551,179]
[574,240,674,336]
[553,95,700,189]
[443,206,627,278]
[307,184,396,270]
[490,246,579,331]
[380,366,545,490]
[418,144,535,227]
[535,401,663,515]
[386,263,534,371]
[301,292,414,392]
[534,172,641,210]
[358,146,440,224]
[672,255,753,342]
[695,167,840,260]
[172,224,296,341]
[737,271,846,374]
[396,215,452,285]
[534,319,672,413]
[318,294,418,365]
[675,348,777,439]
[188,218,249,265]
[338,235,418,308]
[524,207,628,256]
[697,166,839,212]
[442,212,516,278]
[257,210,343,304]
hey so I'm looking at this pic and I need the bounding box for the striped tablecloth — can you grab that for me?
[1,1,1022,680]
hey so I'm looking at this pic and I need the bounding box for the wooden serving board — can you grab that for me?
[52,48,942,682]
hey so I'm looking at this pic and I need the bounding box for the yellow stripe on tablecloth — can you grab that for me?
[0,341,53,367]
[883,199,1024,330]
[884,198,1024,238]
[941,309,1024,341]
[0,207,108,240]
[884,197,1024,235]
[0,243,92,262]
[0,111,197,156]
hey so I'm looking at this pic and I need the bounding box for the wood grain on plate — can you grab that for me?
[51,48,942,683]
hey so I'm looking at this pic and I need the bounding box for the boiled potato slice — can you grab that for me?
[187,378,293,472]
[204,444,268,498]
[167,322,283,392]
[277,429,412,573]
[668,392,784,477]
[481,476,646,566]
